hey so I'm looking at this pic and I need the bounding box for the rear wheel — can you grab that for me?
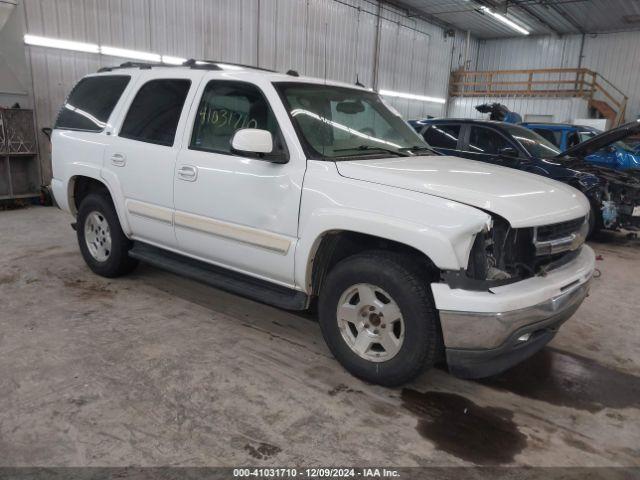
[318,251,441,386]
[77,192,138,277]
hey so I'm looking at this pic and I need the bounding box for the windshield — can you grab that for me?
[502,124,562,158]
[275,83,430,159]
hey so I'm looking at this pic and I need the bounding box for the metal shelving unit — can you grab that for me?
[0,108,41,200]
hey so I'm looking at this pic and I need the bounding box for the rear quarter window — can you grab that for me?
[55,75,131,132]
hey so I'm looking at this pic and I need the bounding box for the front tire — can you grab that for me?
[77,192,138,277]
[318,251,441,387]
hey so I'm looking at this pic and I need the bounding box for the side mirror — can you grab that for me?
[231,128,273,155]
[498,146,518,157]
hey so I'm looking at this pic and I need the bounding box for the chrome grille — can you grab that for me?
[533,216,588,256]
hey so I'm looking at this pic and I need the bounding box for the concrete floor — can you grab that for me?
[1,206,639,467]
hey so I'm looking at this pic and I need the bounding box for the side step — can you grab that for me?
[129,242,309,311]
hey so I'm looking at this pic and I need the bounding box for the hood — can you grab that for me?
[558,121,640,158]
[336,156,589,228]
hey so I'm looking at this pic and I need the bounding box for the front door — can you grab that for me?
[173,78,305,286]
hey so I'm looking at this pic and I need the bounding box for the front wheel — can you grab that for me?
[77,192,138,277]
[318,251,442,386]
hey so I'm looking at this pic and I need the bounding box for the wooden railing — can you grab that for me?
[450,68,629,126]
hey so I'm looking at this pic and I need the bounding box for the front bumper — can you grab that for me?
[431,245,595,378]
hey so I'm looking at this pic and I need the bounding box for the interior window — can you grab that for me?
[468,126,513,155]
[55,75,130,132]
[120,79,191,146]
[424,125,460,149]
[190,81,286,159]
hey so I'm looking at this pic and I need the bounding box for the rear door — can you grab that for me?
[102,70,203,248]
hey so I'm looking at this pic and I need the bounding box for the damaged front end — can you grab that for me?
[444,214,588,291]
[569,161,640,230]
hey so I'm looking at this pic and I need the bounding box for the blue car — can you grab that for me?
[522,123,640,171]
[411,119,640,234]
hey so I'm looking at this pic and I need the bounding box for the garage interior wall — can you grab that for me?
[18,0,477,182]
[466,32,640,123]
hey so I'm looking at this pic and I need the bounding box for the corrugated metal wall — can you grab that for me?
[474,32,640,124]
[22,0,474,181]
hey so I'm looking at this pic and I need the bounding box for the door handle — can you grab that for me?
[110,153,126,167]
[177,165,198,182]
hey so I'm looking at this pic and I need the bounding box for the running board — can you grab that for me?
[128,242,309,310]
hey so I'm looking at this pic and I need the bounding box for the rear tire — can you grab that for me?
[318,250,441,387]
[77,192,138,277]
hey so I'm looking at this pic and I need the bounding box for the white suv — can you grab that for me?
[50,60,595,386]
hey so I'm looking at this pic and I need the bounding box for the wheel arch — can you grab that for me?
[68,174,132,235]
[300,229,443,298]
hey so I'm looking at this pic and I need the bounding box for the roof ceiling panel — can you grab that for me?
[390,0,640,38]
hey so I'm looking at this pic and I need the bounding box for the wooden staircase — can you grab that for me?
[450,68,629,127]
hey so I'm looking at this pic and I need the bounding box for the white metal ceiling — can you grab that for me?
[390,0,640,38]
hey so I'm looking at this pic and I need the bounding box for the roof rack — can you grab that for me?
[185,58,276,72]
[97,59,280,74]
[98,61,158,72]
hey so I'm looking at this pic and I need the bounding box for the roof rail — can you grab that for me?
[184,58,276,72]
[96,58,281,74]
[98,61,159,72]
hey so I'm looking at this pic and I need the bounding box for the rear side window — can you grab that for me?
[55,75,130,132]
[423,124,461,149]
[120,79,191,146]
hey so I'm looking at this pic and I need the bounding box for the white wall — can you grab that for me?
[474,31,640,123]
[19,0,476,181]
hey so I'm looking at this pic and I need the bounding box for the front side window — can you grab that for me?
[120,79,191,146]
[502,124,561,158]
[424,124,461,149]
[55,75,130,132]
[190,81,287,160]
[275,83,429,159]
[467,126,514,155]
[532,128,562,148]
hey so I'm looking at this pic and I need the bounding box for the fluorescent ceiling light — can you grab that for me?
[479,6,530,35]
[24,34,99,53]
[161,55,187,65]
[100,46,161,62]
[378,89,446,104]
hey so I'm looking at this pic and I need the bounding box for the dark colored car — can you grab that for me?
[411,119,640,234]
[521,122,640,171]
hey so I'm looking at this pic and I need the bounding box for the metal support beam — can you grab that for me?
[509,0,563,35]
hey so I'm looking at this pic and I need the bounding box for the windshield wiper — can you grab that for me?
[398,145,437,155]
[333,145,411,157]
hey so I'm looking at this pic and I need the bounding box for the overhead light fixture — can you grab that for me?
[161,55,187,65]
[378,89,446,104]
[479,6,530,35]
[24,34,99,53]
[100,46,161,62]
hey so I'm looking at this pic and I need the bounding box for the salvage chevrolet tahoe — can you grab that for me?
[50,61,596,386]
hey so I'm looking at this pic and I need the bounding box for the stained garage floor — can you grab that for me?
[1,206,639,467]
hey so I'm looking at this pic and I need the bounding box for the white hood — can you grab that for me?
[336,156,589,228]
